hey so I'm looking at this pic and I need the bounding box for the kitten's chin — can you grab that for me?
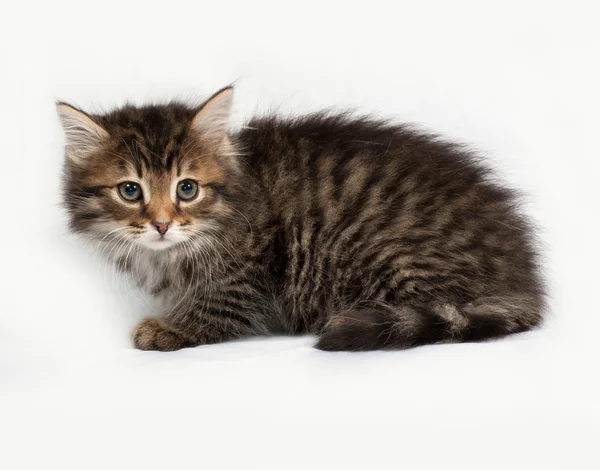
[142,239,179,251]
[139,235,183,251]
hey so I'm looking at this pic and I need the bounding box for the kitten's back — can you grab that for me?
[236,113,545,349]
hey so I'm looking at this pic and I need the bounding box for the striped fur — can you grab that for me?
[58,87,546,351]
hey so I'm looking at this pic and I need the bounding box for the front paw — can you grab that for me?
[132,318,195,351]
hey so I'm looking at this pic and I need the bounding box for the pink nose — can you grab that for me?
[153,222,170,236]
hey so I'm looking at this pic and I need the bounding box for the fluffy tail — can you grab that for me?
[315,297,543,351]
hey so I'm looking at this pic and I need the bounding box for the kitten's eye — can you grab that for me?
[118,182,142,202]
[177,180,199,201]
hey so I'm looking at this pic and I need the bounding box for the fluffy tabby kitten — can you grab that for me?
[57,86,545,351]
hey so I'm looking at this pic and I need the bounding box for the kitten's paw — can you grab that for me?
[132,318,195,352]
[315,315,375,351]
[315,309,407,351]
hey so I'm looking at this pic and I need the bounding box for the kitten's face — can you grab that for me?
[58,87,238,252]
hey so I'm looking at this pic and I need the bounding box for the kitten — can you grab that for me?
[57,86,545,352]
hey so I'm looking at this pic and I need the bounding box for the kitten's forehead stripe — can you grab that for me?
[97,103,198,173]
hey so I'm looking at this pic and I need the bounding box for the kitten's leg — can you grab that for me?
[132,314,257,351]
[133,302,268,351]
[316,297,542,352]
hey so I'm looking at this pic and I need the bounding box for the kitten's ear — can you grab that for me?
[56,102,108,161]
[191,86,233,141]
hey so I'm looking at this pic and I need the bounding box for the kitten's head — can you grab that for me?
[58,87,241,252]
